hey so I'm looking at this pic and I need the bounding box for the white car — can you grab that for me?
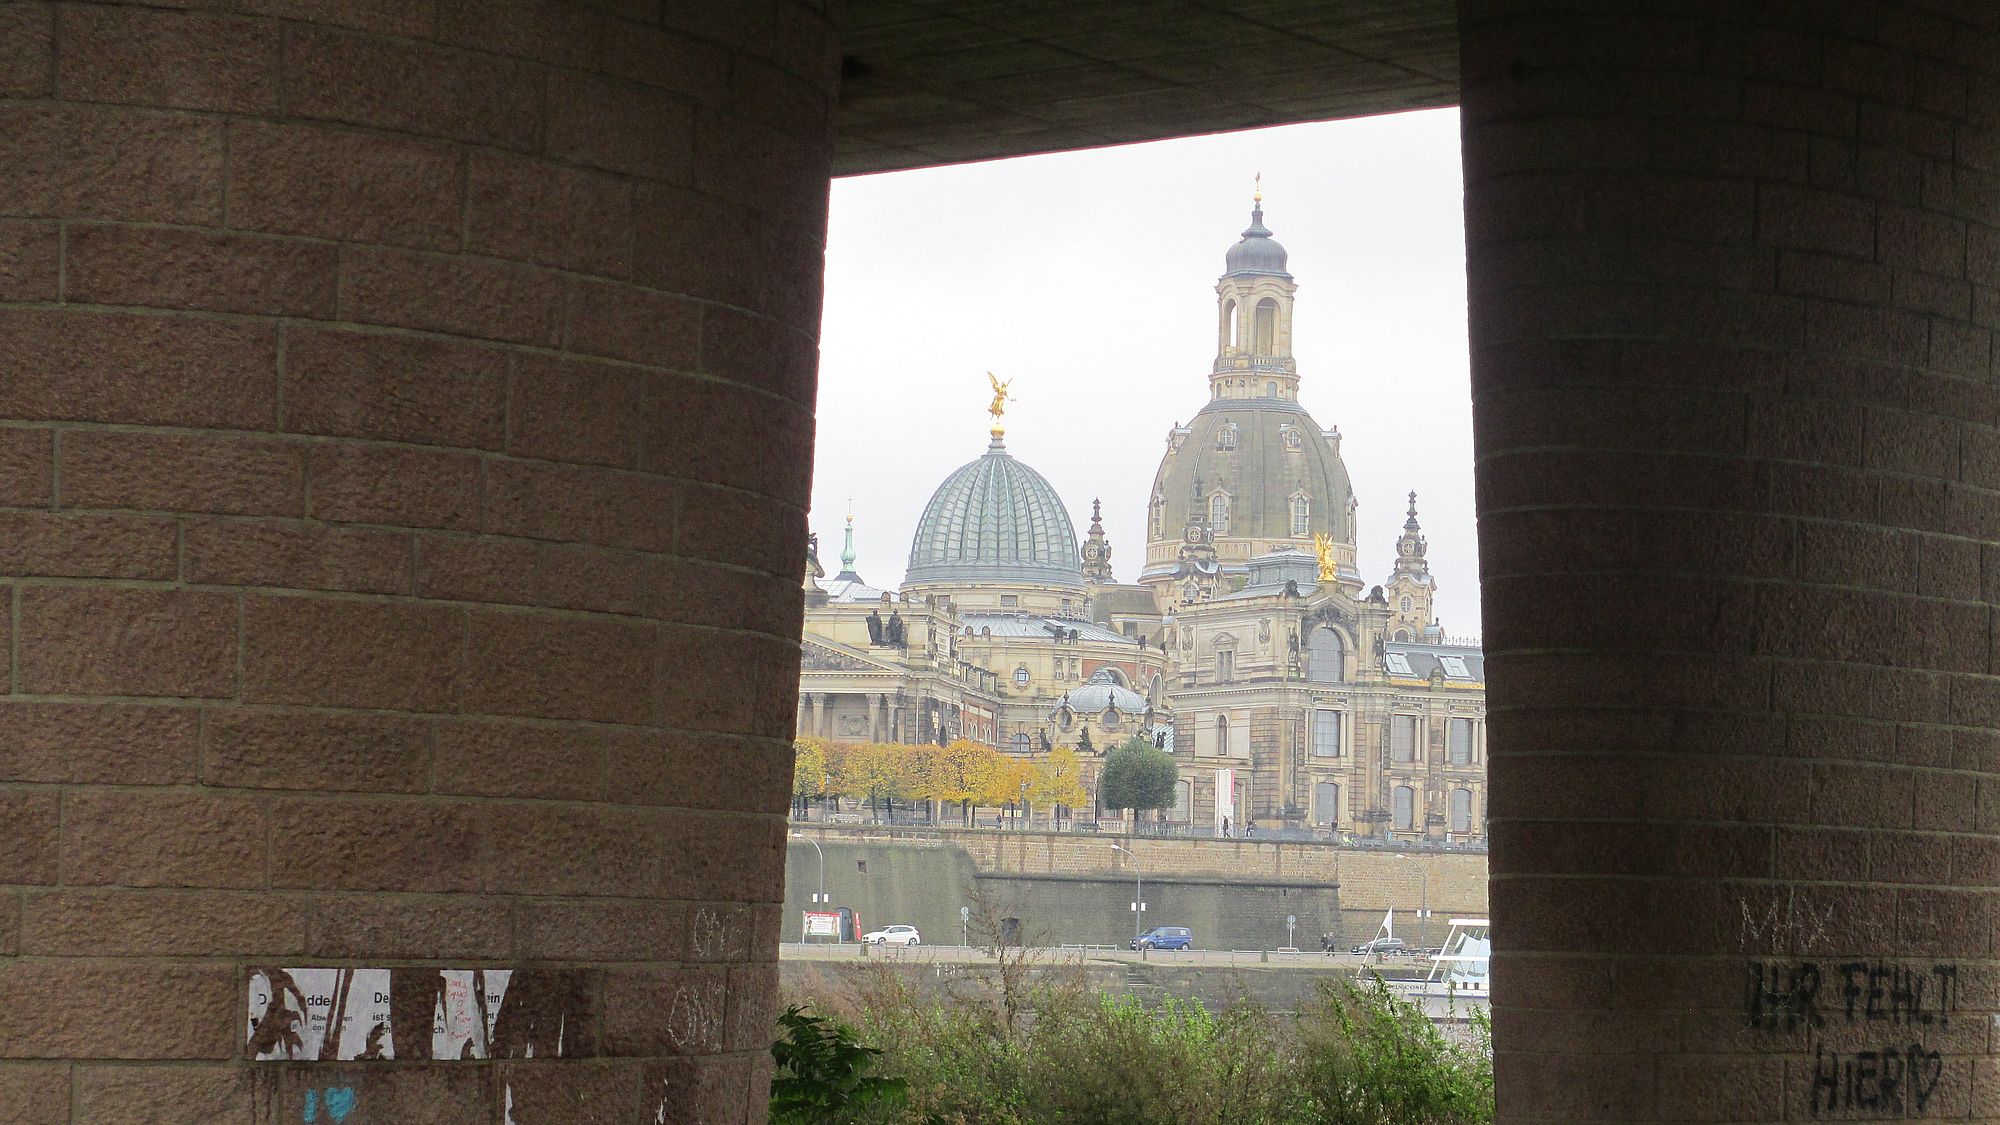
[862,924,921,946]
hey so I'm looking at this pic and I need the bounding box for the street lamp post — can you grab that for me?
[1110,843,1145,946]
[791,833,828,942]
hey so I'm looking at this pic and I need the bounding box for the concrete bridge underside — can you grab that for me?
[0,2,1993,1122]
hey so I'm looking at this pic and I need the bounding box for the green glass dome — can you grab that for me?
[906,435,1084,590]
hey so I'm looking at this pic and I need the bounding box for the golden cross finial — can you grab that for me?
[1253,172,1262,204]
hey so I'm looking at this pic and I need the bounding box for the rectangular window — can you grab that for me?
[1391,715,1418,763]
[1216,650,1235,682]
[999,594,1018,607]
[1439,655,1471,679]
[1311,710,1341,757]
[1384,652,1414,676]
[1449,718,1475,765]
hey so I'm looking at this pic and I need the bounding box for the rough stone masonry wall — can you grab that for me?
[1461,3,1999,1123]
[796,826,1491,915]
[0,3,834,1122]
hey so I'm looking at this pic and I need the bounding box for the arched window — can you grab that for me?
[1290,494,1310,537]
[1393,786,1415,831]
[1216,422,1239,451]
[1215,715,1230,755]
[1450,788,1473,833]
[1314,781,1339,825]
[1223,299,1238,348]
[1209,492,1230,535]
[1400,595,1412,613]
[1102,708,1121,730]
[1265,381,1277,398]
[1254,297,1278,352]
[1012,732,1030,753]
[1150,493,1165,538]
[1174,779,1193,820]
[1307,627,1343,684]
[1394,629,1411,642]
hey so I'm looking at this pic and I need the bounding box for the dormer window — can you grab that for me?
[1216,422,1239,451]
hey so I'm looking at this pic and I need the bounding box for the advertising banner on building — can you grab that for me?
[803,911,841,938]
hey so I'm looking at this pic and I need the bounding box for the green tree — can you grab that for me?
[1097,736,1177,817]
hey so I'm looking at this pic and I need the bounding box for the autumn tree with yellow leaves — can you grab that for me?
[793,737,1098,828]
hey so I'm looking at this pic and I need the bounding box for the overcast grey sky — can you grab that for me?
[813,107,1481,637]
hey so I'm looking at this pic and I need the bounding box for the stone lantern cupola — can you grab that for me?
[1212,176,1300,403]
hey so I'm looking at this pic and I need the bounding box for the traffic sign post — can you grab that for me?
[960,905,970,947]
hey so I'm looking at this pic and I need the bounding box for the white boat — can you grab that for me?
[1429,917,1490,994]
[1385,917,1490,1020]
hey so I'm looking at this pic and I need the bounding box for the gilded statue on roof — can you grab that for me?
[1312,532,1338,582]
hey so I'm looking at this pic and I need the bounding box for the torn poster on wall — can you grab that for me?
[248,967,594,1061]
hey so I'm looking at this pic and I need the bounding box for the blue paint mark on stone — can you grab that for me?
[302,1089,318,1123]
[325,1087,357,1122]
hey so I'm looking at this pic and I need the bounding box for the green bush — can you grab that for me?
[768,1005,910,1124]
[773,974,1492,1125]
[1295,978,1493,1125]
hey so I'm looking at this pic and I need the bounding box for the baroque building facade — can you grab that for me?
[800,195,1485,841]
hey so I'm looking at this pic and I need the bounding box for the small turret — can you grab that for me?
[1384,492,1435,641]
[1081,498,1115,585]
[835,502,865,585]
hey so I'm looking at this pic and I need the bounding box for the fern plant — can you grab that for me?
[769,1005,910,1124]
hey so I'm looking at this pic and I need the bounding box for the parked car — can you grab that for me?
[1351,937,1411,956]
[1130,926,1193,951]
[861,924,921,946]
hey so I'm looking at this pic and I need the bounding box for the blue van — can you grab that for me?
[1131,926,1193,950]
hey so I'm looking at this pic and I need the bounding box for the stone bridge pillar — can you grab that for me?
[0,2,832,1121]
[1462,2,1998,1121]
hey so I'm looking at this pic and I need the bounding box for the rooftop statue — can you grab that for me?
[1312,532,1339,582]
[985,371,1014,434]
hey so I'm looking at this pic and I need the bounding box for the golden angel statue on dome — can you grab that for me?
[1312,532,1338,583]
[986,371,1014,422]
